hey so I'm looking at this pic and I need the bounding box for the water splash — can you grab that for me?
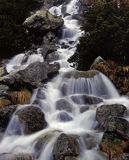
[6,52,43,73]
[60,72,120,99]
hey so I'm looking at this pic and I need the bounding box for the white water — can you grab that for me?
[6,52,43,73]
[1,0,129,159]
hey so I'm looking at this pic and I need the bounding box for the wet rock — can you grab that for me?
[24,9,64,34]
[80,105,89,113]
[0,153,33,160]
[0,105,17,130]
[0,73,32,92]
[64,70,99,79]
[42,32,58,45]
[46,52,59,62]
[17,62,48,85]
[56,99,72,112]
[34,131,60,158]
[70,94,103,105]
[21,50,37,65]
[36,88,46,99]
[47,62,60,79]
[101,117,129,138]
[17,62,60,87]
[17,106,47,134]
[100,131,129,159]
[82,133,98,149]
[57,112,73,122]
[96,104,127,127]
[53,133,80,160]
[38,44,57,59]
[60,83,68,96]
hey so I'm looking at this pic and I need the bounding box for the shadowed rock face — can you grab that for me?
[53,133,80,160]
[17,106,47,134]
[0,105,17,131]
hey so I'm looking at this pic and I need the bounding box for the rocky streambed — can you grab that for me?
[0,0,129,160]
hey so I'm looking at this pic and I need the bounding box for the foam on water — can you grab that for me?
[6,52,43,73]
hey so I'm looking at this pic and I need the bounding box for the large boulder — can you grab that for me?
[17,106,47,134]
[100,131,129,159]
[0,153,33,160]
[53,133,80,160]
[101,117,129,138]
[24,9,64,34]
[16,62,60,87]
[98,104,129,159]
[96,104,127,128]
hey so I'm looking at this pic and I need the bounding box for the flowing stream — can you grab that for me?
[1,0,129,159]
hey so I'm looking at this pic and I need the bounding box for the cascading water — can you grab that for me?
[1,0,129,160]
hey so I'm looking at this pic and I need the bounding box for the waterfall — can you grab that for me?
[1,0,128,160]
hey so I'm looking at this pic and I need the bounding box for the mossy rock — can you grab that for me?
[64,70,99,79]
[24,9,64,32]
